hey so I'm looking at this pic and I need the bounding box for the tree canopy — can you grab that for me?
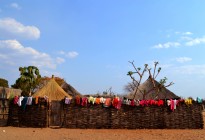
[0,78,9,87]
[12,66,41,96]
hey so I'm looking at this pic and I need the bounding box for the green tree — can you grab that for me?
[12,66,41,96]
[0,78,9,87]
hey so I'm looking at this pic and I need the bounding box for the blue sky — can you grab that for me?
[0,0,205,98]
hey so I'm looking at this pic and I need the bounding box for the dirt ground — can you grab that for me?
[0,112,205,140]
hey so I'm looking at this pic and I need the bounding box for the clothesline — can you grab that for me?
[11,95,203,111]
[64,96,203,111]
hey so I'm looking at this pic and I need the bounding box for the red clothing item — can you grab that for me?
[140,100,149,106]
[130,100,135,106]
[81,97,88,106]
[157,100,164,106]
[75,96,81,105]
[112,98,119,108]
[148,100,156,105]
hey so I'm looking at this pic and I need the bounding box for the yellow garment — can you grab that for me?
[88,96,95,104]
[185,98,192,105]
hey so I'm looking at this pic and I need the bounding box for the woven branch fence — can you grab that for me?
[6,98,204,129]
[62,101,204,129]
[7,98,48,127]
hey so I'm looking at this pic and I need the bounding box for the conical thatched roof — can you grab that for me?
[33,78,72,101]
[61,82,82,97]
[127,78,179,100]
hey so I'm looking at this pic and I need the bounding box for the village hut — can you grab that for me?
[128,78,179,100]
[32,77,72,126]
[0,87,21,126]
[32,77,72,101]
[0,87,22,99]
[61,82,82,97]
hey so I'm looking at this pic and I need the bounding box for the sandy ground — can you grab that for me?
[0,112,205,140]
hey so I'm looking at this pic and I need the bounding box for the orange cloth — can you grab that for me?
[35,97,39,104]
[104,98,111,107]
[95,98,101,104]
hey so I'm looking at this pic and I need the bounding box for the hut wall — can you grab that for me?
[7,98,48,127]
[0,99,9,126]
[62,102,204,129]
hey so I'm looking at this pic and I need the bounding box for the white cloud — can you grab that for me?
[185,37,205,46]
[0,40,56,69]
[152,42,180,49]
[59,50,79,58]
[183,32,193,35]
[175,31,193,35]
[58,51,65,55]
[176,57,192,63]
[67,51,79,58]
[173,65,205,75]
[56,57,65,64]
[0,18,40,40]
[10,3,21,10]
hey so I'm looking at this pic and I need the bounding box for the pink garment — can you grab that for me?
[13,96,19,104]
[65,97,71,104]
[116,98,122,109]
[170,99,178,111]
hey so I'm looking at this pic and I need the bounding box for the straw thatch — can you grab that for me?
[61,82,82,97]
[128,78,179,100]
[0,87,22,99]
[33,78,72,101]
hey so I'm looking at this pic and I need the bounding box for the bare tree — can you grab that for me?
[127,61,174,99]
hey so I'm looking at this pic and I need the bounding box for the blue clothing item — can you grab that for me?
[21,97,28,110]
[197,97,203,103]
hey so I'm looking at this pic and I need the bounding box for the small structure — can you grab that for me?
[32,77,72,127]
[61,82,82,97]
[128,78,179,100]
[0,87,21,126]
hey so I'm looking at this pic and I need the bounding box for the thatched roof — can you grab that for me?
[61,82,82,97]
[127,78,179,100]
[33,78,72,101]
[0,87,22,99]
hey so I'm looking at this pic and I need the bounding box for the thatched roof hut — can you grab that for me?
[0,87,22,99]
[127,78,179,100]
[33,78,72,101]
[61,82,82,97]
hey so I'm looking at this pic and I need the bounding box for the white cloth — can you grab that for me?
[17,96,24,106]
[26,97,33,105]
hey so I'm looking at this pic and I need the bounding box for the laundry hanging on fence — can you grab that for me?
[27,97,33,105]
[13,96,19,104]
[65,97,71,104]
[17,96,24,106]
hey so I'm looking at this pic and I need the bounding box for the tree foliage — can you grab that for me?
[0,78,9,87]
[12,66,41,96]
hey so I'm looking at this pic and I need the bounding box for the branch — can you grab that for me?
[129,61,142,77]
[153,61,158,79]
